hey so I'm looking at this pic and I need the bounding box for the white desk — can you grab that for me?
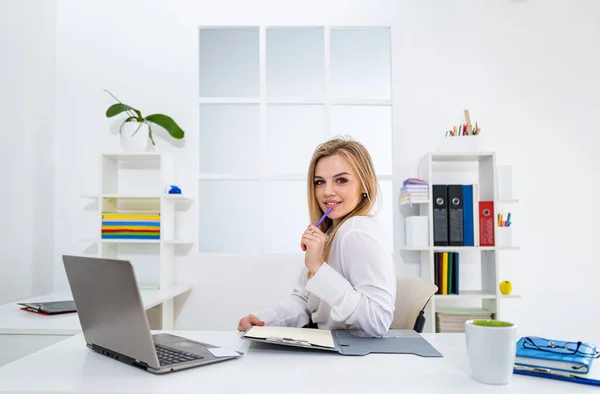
[0,331,597,393]
[0,284,192,366]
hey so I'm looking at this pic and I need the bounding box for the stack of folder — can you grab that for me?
[514,336,600,386]
[432,184,496,247]
[435,307,493,333]
[400,178,428,204]
[101,212,160,240]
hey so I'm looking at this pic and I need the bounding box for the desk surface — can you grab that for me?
[0,331,598,394]
[0,284,192,335]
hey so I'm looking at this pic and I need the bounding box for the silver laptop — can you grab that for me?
[62,255,242,374]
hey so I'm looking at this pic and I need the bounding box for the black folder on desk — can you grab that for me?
[17,300,76,315]
[242,326,443,357]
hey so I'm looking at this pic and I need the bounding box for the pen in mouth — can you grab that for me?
[316,207,332,227]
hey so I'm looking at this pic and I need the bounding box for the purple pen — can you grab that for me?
[316,207,332,227]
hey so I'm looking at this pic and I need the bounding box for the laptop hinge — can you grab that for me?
[90,343,149,370]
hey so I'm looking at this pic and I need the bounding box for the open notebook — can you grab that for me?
[243,326,336,349]
[242,326,442,357]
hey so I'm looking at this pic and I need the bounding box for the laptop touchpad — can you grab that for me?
[166,341,213,357]
[153,333,214,358]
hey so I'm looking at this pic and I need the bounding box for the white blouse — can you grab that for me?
[253,215,397,337]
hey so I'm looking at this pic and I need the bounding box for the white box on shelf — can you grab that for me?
[497,165,513,200]
[405,216,429,248]
[495,227,513,247]
[435,135,486,153]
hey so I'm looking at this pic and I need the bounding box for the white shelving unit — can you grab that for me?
[401,152,520,333]
[81,152,193,329]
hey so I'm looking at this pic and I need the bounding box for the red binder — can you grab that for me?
[479,201,495,246]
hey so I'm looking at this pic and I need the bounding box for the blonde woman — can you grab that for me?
[237,137,396,337]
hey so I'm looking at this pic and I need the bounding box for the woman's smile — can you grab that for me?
[323,199,341,209]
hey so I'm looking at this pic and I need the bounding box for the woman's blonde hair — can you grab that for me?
[307,136,380,263]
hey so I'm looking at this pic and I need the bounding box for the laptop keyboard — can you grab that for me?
[155,344,204,366]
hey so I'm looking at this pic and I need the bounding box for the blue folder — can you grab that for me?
[514,366,600,387]
[462,185,474,246]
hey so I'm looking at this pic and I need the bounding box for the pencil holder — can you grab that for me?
[495,227,513,247]
[436,135,485,153]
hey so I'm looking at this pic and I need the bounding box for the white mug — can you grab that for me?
[465,319,517,385]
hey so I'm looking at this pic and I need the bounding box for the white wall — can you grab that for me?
[392,1,600,342]
[0,0,56,303]
[52,0,600,341]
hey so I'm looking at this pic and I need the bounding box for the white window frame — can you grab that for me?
[197,25,393,254]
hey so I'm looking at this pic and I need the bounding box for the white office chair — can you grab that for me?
[390,276,438,332]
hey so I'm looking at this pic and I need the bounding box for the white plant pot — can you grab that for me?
[121,122,151,152]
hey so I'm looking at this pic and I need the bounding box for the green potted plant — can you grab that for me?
[104,90,185,151]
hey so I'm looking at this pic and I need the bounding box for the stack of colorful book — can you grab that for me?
[101,212,160,240]
[401,178,429,204]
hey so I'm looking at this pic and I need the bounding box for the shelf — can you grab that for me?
[400,200,429,206]
[81,239,193,245]
[398,198,517,207]
[102,152,162,161]
[400,246,520,252]
[161,239,194,245]
[434,291,520,300]
[0,283,193,335]
[498,294,521,299]
[81,194,192,202]
[101,239,192,245]
[86,151,188,330]
[427,152,495,162]
[434,291,496,300]
[495,199,519,204]
[435,246,519,251]
[434,292,521,301]
[413,150,520,334]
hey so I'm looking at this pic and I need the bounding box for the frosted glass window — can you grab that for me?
[330,105,392,175]
[374,180,393,254]
[266,28,324,99]
[266,105,324,177]
[199,104,260,176]
[264,181,309,254]
[199,28,259,97]
[330,28,391,99]
[198,180,262,253]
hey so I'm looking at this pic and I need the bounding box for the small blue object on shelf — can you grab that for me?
[167,185,182,194]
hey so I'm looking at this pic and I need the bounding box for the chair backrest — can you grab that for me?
[390,276,438,332]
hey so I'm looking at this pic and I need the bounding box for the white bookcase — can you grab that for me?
[400,152,520,333]
[81,152,193,329]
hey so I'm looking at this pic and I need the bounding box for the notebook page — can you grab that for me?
[244,326,335,348]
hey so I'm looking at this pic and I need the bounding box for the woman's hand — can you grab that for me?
[237,314,265,332]
[301,225,326,275]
